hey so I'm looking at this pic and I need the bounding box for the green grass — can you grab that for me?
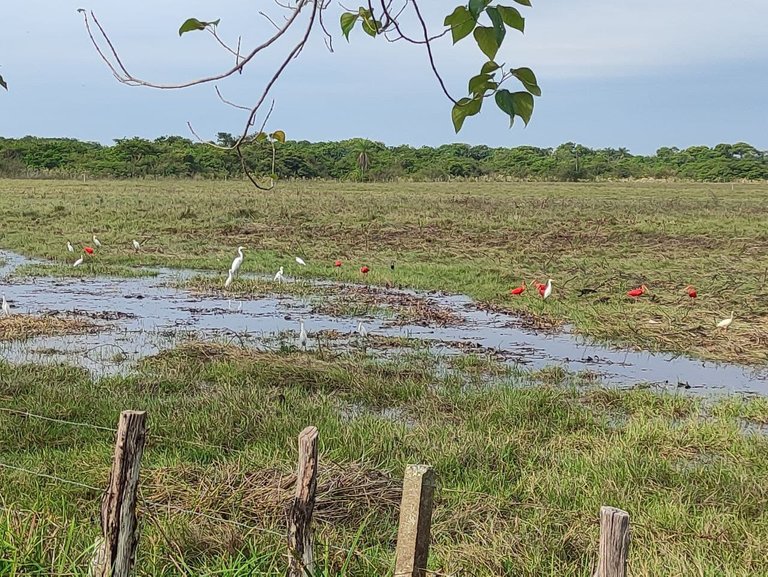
[1,344,767,576]
[0,179,765,364]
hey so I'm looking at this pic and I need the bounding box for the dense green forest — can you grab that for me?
[0,135,766,181]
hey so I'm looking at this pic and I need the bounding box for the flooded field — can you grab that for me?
[1,249,766,393]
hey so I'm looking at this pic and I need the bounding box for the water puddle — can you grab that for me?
[1,250,767,394]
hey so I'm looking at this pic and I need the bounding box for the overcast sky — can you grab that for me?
[2,0,767,154]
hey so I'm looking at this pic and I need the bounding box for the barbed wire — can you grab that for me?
[0,405,250,455]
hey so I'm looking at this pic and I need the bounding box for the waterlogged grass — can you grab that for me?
[11,262,158,279]
[0,314,99,341]
[0,345,766,576]
[0,179,766,364]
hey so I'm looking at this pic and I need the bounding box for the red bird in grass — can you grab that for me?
[537,282,547,297]
[83,246,94,255]
[509,281,526,296]
[626,284,648,298]
[360,265,370,274]
[334,259,342,267]
[685,285,697,299]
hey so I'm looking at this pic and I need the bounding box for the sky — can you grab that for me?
[1,0,767,154]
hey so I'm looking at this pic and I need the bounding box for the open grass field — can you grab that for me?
[1,179,768,576]
[0,179,766,364]
[1,345,768,576]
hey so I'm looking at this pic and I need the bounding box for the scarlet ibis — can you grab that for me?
[299,319,307,350]
[224,270,233,288]
[229,247,245,275]
[1,296,9,316]
[542,279,553,299]
[73,256,84,267]
[67,241,74,253]
[357,321,367,338]
[92,234,101,247]
[334,260,342,267]
[509,281,526,296]
[717,311,734,330]
[132,240,141,251]
[685,285,697,299]
[84,246,94,255]
[360,265,370,274]
[274,266,284,282]
[626,285,647,298]
[295,257,306,266]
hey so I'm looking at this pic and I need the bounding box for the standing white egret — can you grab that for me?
[356,321,368,338]
[224,270,234,288]
[274,266,284,282]
[132,239,141,251]
[230,246,245,275]
[73,256,84,267]
[543,278,553,300]
[92,234,101,247]
[1,296,9,316]
[717,311,734,330]
[299,319,308,350]
[295,256,306,266]
[67,241,74,253]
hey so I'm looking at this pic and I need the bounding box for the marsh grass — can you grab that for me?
[11,262,158,279]
[0,344,766,575]
[0,179,765,364]
[0,314,99,341]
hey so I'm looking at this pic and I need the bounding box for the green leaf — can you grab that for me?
[495,89,515,126]
[362,17,380,37]
[178,18,218,36]
[497,5,525,32]
[0,75,6,91]
[512,0,532,5]
[473,26,499,60]
[481,61,500,74]
[444,6,475,44]
[468,0,491,19]
[485,7,506,45]
[255,132,268,142]
[270,130,286,143]
[512,67,541,96]
[511,91,534,125]
[468,73,492,97]
[340,12,358,40]
[451,97,483,133]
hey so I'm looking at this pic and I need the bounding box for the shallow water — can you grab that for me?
[1,250,767,394]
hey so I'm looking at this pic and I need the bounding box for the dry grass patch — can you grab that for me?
[0,314,99,341]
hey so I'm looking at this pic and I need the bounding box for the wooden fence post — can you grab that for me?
[394,464,435,577]
[594,506,630,577]
[92,410,147,577]
[287,426,319,577]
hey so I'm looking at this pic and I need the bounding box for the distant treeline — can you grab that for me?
[1,135,766,182]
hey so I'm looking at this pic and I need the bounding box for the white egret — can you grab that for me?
[224,270,234,288]
[73,256,84,267]
[67,241,74,253]
[356,321,367,338]
[295,256,306,266]
[716,311,734,330]
[274,266,284,282]
[92,234,101,247]
[299,319,308,350]
[1,295,9,316]
[230,246,245,275]
[543,279,553,300]
[132,239,141,251]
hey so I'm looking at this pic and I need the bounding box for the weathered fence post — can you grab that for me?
[92,410,147,577]
[287,426,319,577]
[394,464,435,577]
[594,506,630,577]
